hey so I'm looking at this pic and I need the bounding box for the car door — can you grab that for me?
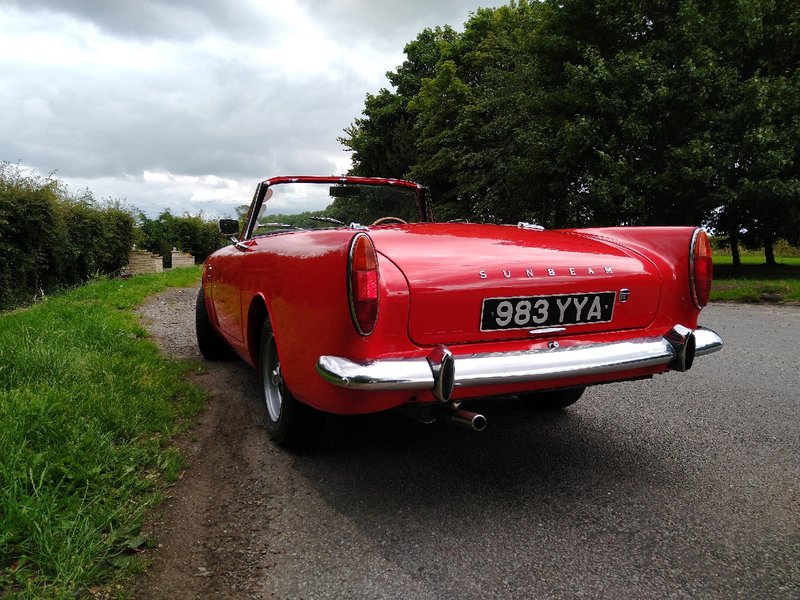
[206,245,245,343]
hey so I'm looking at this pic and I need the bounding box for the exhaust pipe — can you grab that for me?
[437,406,487,432]
[400,404,487,432]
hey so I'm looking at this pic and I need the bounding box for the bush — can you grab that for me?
[709,235,800,258]
[135,210,225,268]
[773,239,800,258]
[0,163,134,310]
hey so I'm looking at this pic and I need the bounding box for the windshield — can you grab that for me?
[249,181,421,235]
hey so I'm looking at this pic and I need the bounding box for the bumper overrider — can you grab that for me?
[316,325,723,402]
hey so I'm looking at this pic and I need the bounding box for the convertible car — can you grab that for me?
[196,176,723,446]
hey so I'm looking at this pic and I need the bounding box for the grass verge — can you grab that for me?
[0,267,204,598]
[711,260,800,302]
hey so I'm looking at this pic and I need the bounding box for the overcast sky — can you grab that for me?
[1,0,499,217]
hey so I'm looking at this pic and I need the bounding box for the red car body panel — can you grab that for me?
[201,176,720,416]
[368,224,663,346]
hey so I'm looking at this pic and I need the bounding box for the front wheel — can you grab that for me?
[259,320,308,447]
[519,387,586,410]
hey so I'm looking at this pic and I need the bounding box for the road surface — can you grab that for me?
[135,294,799,599]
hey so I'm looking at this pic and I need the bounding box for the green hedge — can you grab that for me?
[0,163,134,310]
[135,210,225,268]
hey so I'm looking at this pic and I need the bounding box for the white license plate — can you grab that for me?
[480,292,616,331]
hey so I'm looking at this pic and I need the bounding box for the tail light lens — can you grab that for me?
[690,229,713,308]
[348,233,379,335]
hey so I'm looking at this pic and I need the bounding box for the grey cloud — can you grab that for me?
[295,0,496,50]
[4,0,272,41]
[4,52,358,181]
[12,0,495,45]
[2,0,495,215]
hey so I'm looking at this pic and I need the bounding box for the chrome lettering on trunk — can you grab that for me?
[478,266,614,279]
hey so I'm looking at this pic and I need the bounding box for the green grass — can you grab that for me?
[0,267,204,598]
[712,256,800,302]
[713,255,800,267]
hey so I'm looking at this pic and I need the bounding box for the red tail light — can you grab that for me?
[690,229,713,308]
[348,233,379,335]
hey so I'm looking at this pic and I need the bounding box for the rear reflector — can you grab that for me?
[348,233,379,335]
[690,229,713,308]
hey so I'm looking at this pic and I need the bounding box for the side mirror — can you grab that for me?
[218,219,240,236]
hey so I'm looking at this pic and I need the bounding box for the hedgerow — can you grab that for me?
[0,162,134,310]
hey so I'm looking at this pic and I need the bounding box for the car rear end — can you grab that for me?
[316,223,721,410]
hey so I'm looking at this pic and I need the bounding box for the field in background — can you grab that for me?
[712,251,800,302]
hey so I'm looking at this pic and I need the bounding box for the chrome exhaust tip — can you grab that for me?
[436,406,487,432]
[400,404,486,432]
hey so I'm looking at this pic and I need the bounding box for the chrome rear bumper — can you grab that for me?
[316,326,723,402]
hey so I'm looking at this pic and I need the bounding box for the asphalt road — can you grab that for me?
[257,303,798,599]
[137,298,799,599]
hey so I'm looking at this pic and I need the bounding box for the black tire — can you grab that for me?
[259,320,309,448]
[195,287,236,360]
[519,387,586,410]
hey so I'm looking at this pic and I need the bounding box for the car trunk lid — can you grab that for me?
[370,224,661,346]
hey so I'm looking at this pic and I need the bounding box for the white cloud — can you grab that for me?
[1,0,500,216]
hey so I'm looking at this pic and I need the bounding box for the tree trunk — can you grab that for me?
[764,237,776,265]
[730,231,741,267]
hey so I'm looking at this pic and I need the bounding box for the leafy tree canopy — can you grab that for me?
[134,210,224,266]
[341,0,800,264]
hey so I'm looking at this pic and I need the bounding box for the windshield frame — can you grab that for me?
[242,176,428,240]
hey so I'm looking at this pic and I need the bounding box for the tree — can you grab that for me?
[340,25,460,180]
[702,0,800,264]
[135,210,225,267]
[341,0,800,262]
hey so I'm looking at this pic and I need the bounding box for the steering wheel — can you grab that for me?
[371,216,408,226]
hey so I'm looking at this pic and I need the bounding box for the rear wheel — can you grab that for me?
[195,287,235,360]
[519,387,586,410]
[259,320,308,447]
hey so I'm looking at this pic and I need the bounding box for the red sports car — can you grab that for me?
[196,176,723,446]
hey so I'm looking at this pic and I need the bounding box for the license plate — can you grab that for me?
[480,292,616,331]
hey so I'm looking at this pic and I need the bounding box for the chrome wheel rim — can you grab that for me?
[262,332,282,422]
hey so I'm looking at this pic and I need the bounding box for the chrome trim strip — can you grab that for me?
[346,232,379,336]
[528,327,567,336]
[316,326,723,393]
[689,228,703,308]
[453,337,674,388]
[316,356,434,391]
